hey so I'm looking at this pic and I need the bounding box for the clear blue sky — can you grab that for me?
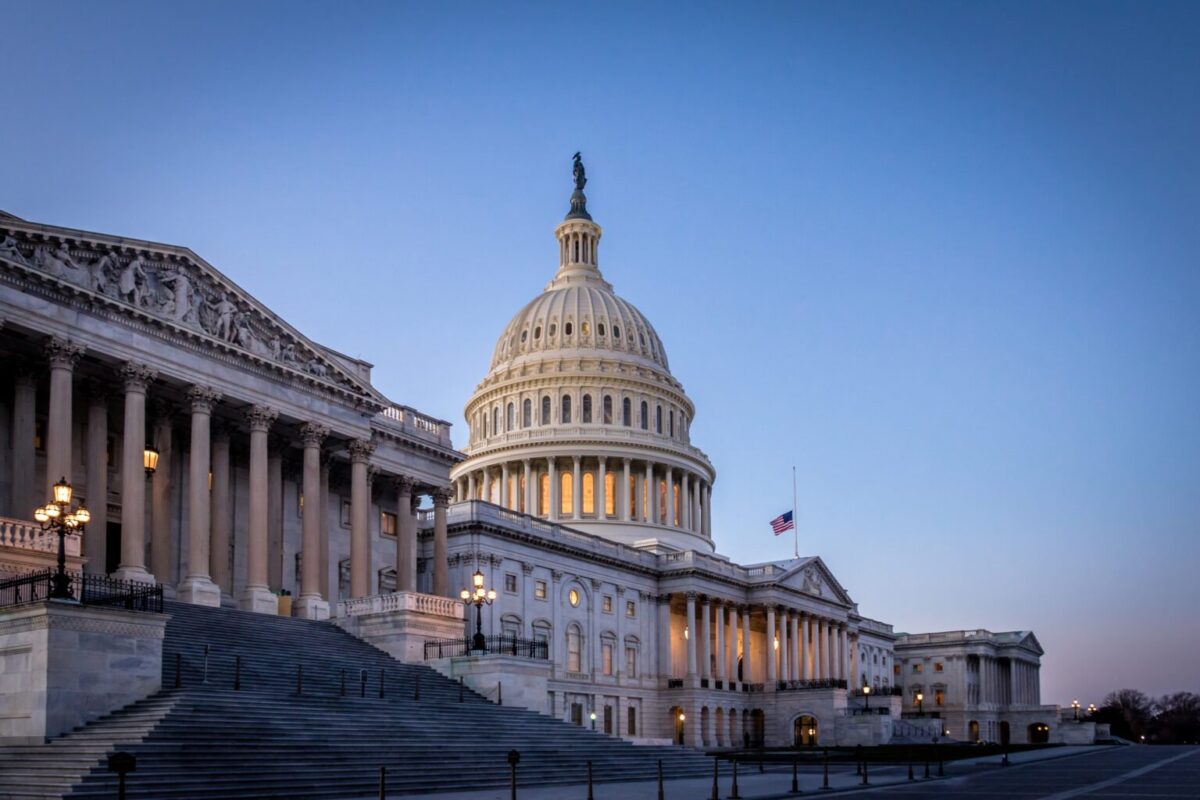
[5,1,1198,706]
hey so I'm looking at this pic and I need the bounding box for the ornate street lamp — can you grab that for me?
[863,684,871,710]
[143,446,159,476]
[1071,699,1080,721]
[1087,703,1097,717]
[916,692,924,716]
[589,711,597,731]
[33,477,89,600]
[459,569,496,652]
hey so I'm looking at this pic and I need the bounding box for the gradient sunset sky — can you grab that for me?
[5,0,1198,706]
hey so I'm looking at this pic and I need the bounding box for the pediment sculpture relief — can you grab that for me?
[801,565,824,596]
[0,233,345,387]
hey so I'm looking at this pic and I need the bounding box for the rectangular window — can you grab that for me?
[534,580,547,600]
[626,600,636,618]
[504,573,517,594]
[625,646,637,678]
[602,595,613,613]
[628,706,637,736]
[604,705,613,734]
[604,472,616,516]
[380,511,397,537]
[602,642,613,675]
[934,662,944,672]
[340,499,352,527]
[913,663,922,674]
[935,689,945,707]
[893,664,901,675]
[583,473,595,514]
[502,617,520,638]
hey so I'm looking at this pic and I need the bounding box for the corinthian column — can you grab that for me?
[766,605,777,684]
[295,423,330,618]
[177,385,222,606]
[240,405,278,613]
[83,382,109,574]
[44,337,84,499]
[10,365,37,519]
[114,362,156,584]
[209,421,232,596]
[432,486,451,596]
[148,404,174,587]
[685,592,698,680]
[395,476,416,593]
[348,438,376,599]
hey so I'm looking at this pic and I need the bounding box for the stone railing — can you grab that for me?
[466,425,711,465]
[337,590,463,620]
[377,405,453,448]
[0,516,81,557]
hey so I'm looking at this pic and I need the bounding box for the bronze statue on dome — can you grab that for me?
[572,152,587,191]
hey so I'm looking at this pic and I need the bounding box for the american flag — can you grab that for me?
[769,510,794,535]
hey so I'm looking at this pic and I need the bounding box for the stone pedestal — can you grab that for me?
[335,591,464,663]
[294,595,330,620]
[239,586,278,615]
[176,576,221,608]
[0,601,166,744]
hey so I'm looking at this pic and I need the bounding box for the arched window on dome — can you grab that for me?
[582,394,592,424]
[560,472,573,516]
[493,408,500,437]
[655,405,663,434]
[603,395,613,424]
[598,322,606,337]
[582,472,595,515]
[613,324,621,340]
[539,472,550,517]
[622,398,631,427]
[522,399,532,428]
[507,402,515,432]
[640,401,648,430]
[561,394,572,425]
[541,396,551,426]
[673,482,681,526]
[483,414,488,439]
[669,410,674,438]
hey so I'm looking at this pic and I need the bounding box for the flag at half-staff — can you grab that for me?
[769,510,794,535]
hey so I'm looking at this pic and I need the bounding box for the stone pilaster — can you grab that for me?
[394,475,416,593]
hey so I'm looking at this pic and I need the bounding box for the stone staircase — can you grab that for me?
[0,601,710,799]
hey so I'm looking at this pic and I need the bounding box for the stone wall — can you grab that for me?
[0,600,166,744]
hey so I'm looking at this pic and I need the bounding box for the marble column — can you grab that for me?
[482,469,492,505]
[728,604,739,685]
[348,438,375,598]
[644,462,654,523]
[813,619,824,679]
[827,624,836,680]
[240,405,277,613]
[664,466,674,525]
[597,457,607,518]
[295,423,330,618]
[572,456,582,519]
[267,441,284,591]
[10,366,36,519]
[699,596,711,680]
[209,421,232,596]
[621,458,632,521]
[501,462,510,508]
[766,605,777,684]
[548,459,559,521]
[114,363,156,583]
[394,476,416,593]
[779,608,791,682]
[693,482,702,533]
[148,404,173,586]
[799,613,809,680]
[177,386,222,606]
[713,601,725,681]
[44,337,84,498]
[681,473,691,530]
[701,483,711,537]
[741,606,753,684]
[83,383,109,574]
[467,471,476,502]
[685,592,698,679]
[432,487,450,596]
[523,459,533,515]
[657,594,672,678]
[318,454,331,601]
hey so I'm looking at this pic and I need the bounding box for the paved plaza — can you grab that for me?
[367,746,1199,800]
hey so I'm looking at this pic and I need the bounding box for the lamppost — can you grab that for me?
[459,569,496,652]
[916,692,924,716]
[33,477,90,600]
[590,711,597,731]
[863,684,871,711]
[1087,703,1097,718]
[1071,699,1080,721]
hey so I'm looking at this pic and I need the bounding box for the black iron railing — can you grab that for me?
[0,569,163,612]
[422,635,548,660]
[666,678,684,688]
[852,686,903,697]
[843,706,892,716]
[777,678,848,691]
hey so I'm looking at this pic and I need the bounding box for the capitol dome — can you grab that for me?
[449,160,716,553]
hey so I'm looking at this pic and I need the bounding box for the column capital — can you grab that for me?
[685,590,697,601]
[298,422,330,447]
[394,474,416,495]
[656,593,672,605]
[187,385,222,414]
[348,437,376,463]
[433,486,453,506]
[120,361,158,392]
[244,405,278,432]
[45,336,85,368]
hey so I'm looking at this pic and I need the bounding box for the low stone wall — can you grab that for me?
[335,591,464,663]
[0,600,167,744]
[432,653,552,712]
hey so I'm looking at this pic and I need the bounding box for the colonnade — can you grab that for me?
[658,593,852,687]
[976,656,1039,707]
[454,456,712,537]
[5,333,454,615]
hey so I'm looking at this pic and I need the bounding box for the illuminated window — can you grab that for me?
[893,664,901,675]
[380,511,397,537]
[626,600,636,618]
[673,483,681,526]
[658,480,667,524]
[604,472,616,516]
[602,595,613,613]
[541,396,551,425]
[602,639,614,675]
[522,399,532,428]
[622,398,631,426]
[567,624,582,672]
[582,394,592,423]
[561,394,571,424]
[935,689,945,707]
[629,474,637,517]
[912,663,922,674]
[539,473,550,516]
[534,580,547,600]
[934,662,944,673]
[560,472,573,515]
[568,588,581,607]
[603,395,613,424]
[504,573,517,593]
[581,321,590,336]
[582,472,595,514]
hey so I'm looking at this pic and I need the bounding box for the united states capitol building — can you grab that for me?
[0,160,1098,762]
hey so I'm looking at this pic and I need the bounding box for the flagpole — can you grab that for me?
[791,465,798,559]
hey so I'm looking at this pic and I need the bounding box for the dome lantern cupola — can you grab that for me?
[551,152,605,290]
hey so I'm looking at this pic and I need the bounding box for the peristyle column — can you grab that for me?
[685,591,698,679]
[713,600,725,681]
[348,438,375,598]
[177,385,222,606]
[432,487,451,596]
[44,337,84,499]
[83,382,109,574]
[240,405,278,613]
[766,605,777,684]
[699,596,711,680]
[295,423,330,618]
[114,362,156,583]
[10,365,36,519]
[395,476,417,593]
[209,421,232,595]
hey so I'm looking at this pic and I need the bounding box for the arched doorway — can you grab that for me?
[737,656,744,682]
[670,706,686,745]
[999,720,1011,746]
[700,707,711,747]
[1028,722,1050,743]
[968,720,979,743]
[714,708,725,747]
[751,709,766,747]
[793,715,819,746]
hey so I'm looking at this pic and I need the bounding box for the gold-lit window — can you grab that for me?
[626,600,636,618]
[605,473,616,516]
[602,595,612,613]
[583,473,595,514]
[540,473,550,516]
[934,662,944,672]
[560,472,573,515]
[894,664,901,675]
[673,484,681,526]
[535,580,547,600]
[913,663,922,674]
[658,480,667,524]
[380,511,397,537]
[935,689,945,707]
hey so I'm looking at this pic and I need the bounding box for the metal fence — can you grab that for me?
[423,635,549,660]
[777,678,848,691]
[0,569,163,612]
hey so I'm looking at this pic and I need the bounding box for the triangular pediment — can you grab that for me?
[0,219,385,406]
[772,556,854,605]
